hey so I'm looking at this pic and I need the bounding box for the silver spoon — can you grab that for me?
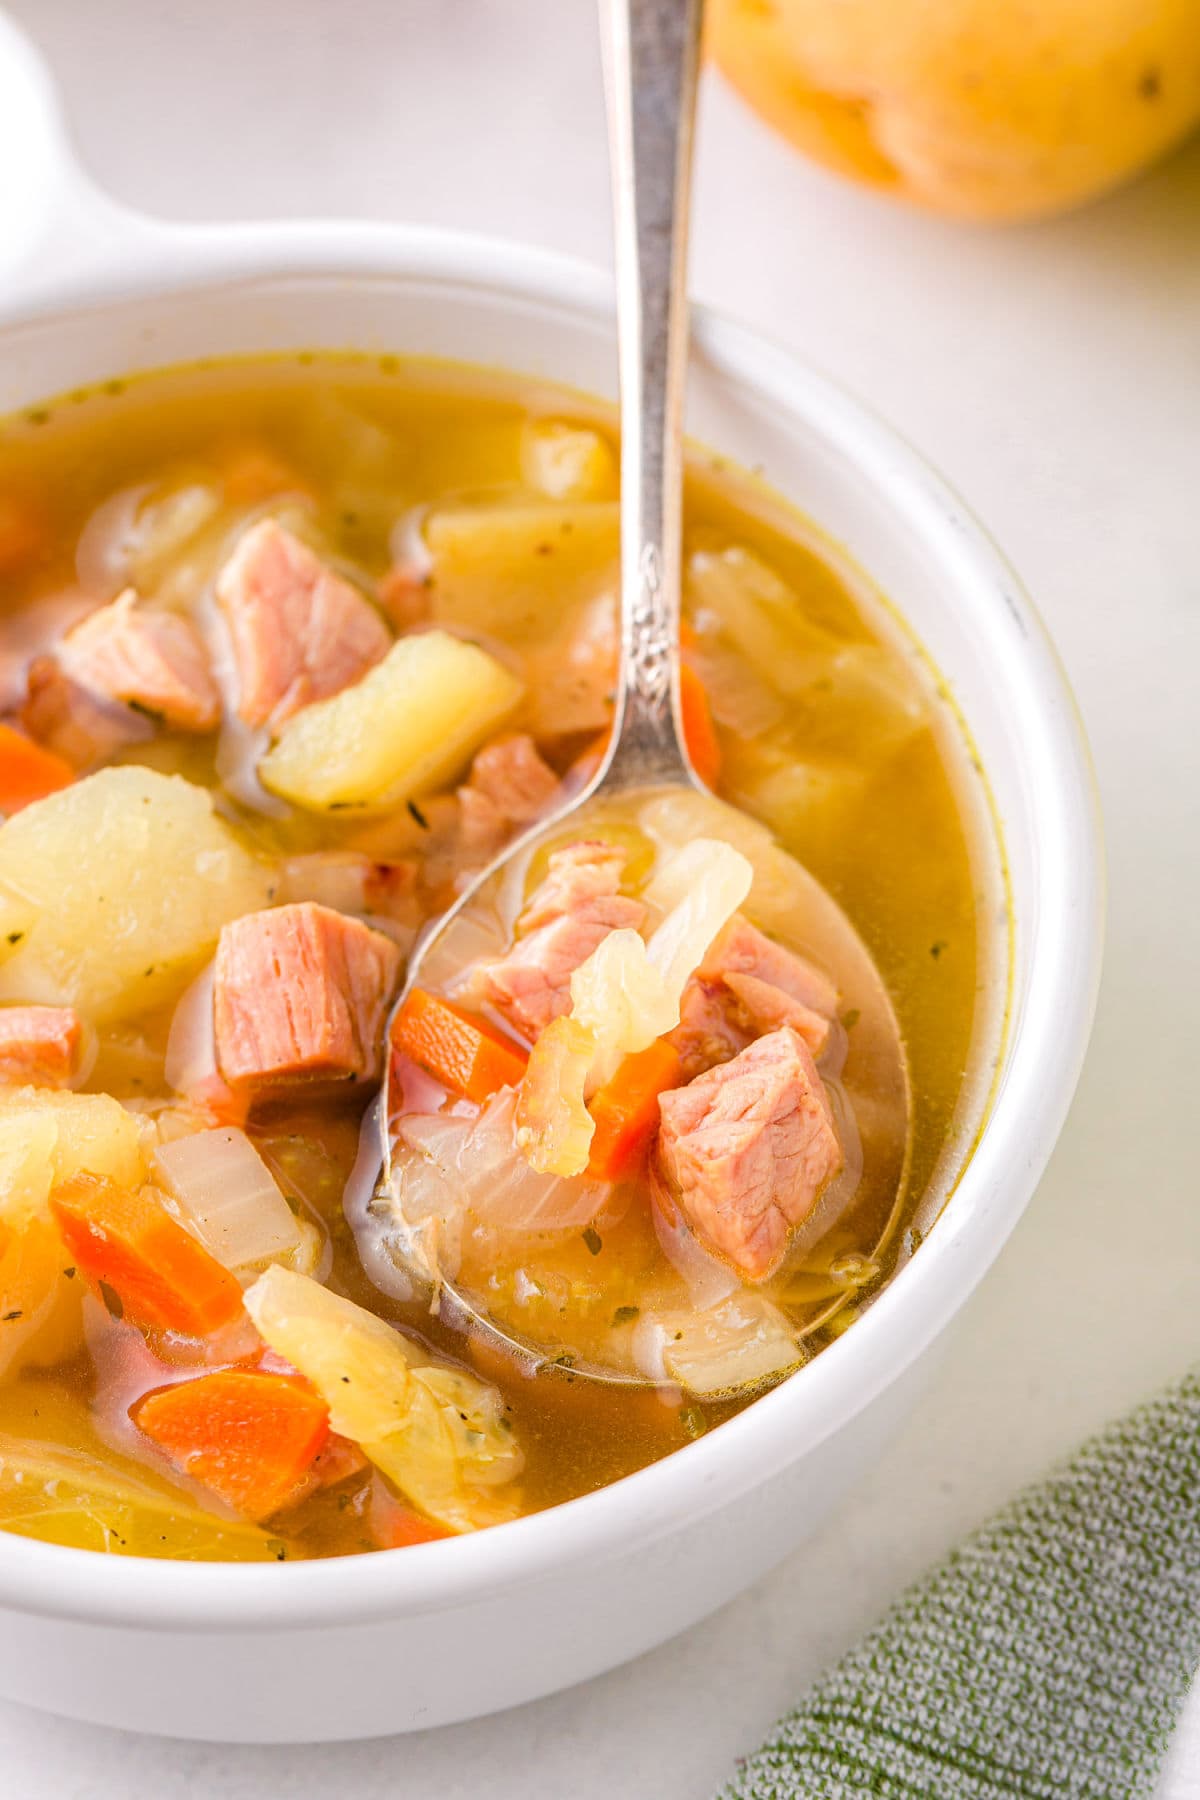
[352,0,909,1387]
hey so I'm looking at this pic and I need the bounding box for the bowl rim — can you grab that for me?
[0,219,1104,1633]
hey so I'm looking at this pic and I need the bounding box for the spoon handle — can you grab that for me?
[601,0,705,790]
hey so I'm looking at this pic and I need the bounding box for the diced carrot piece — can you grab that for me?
[371,1484,453,1549]
[680,664,721,790]
[220,443,305,507]
[50,1174,244,1337]
[393,989,529,1104]
[0,494,48,576]
[134,1369,330,1520]
[587,1038,683,1181]
[0,721,74,813]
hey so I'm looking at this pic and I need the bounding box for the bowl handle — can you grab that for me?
[0,14,169,317]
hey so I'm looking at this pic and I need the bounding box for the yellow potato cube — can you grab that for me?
[259,629,524,815]
[0,768,274,1025]
[0,1089,148,1229]
[426,501,618,640]
[0,1214,83,1380]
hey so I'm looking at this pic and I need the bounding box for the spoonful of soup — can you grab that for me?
[353,0,911,1394]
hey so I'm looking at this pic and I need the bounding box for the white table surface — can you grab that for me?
[2,1,1198,1792]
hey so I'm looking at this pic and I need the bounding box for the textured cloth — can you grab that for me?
[724,1371,1200,1800]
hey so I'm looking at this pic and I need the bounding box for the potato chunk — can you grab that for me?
[0,768,274,1024]
[0,1089,148,1227]
[0,1215,83,1380]
[0,1087,148,1378]
[259,630,523,814]
[426,502,618,640]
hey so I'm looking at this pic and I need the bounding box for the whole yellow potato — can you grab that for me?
[707,0,1200,220]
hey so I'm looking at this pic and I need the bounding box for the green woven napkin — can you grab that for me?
[723,1371,1200,1800]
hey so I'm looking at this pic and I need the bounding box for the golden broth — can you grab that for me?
[0,355,998,1559]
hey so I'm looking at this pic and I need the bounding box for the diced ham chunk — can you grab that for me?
[669,976,752,1078]
[471,840,644,1041]
[215,520,390,730]
[279,852,422,953]
[656,1025,843,1280]
[214,902,401,1090]
[670,914,838,1075]
[700,915,838,1018]
[22,654,151,769]
[57,589,220,732]
[0,1005,83,1089]
[457,735,560,857]
[722,972,832,1056]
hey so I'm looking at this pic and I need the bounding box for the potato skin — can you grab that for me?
[707,0,1200,221]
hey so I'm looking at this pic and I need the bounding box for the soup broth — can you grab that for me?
[0,356,998,1561]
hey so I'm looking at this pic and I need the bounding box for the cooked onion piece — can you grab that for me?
[153,1127,303,1275]
[632,1291,805,1396]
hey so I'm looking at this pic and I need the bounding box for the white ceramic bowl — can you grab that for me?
[0,16,1102,1743]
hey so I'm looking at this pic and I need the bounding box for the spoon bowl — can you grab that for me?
[359,781,911,1386]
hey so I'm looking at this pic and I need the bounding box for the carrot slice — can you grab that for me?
[134,1369,330,1520]
[680,664,722,790]
[393,989,528,1104]
[50,1174,244,1337]
[0,722,74,814]
[587,1038,683,1181]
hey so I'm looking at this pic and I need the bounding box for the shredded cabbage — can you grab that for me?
[243,1265,523,1532]
[632,1291,804,1396]
[505,1015,594,1177]
[516,839,752,1176]
[402,1086,604,1230]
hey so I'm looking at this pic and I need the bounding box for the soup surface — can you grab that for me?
[0,356,995,1560]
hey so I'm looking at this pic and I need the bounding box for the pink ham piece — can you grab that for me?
[215,520,390,730]
[656,1024,843,1280]
[701,914,837,1017]
[0,1005,83,1089]
[671,914,838,1075]
[471,839,644,1041]
[57,589,220,732]
[21,655,150,769]
[213,902,401,1090]
[457,734,560,857]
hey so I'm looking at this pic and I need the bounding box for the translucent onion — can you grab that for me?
[643,839,753,997]
[632,1291,804,1396]
[74,484,151,596]
[153,1127,302,1273]
[163,963,216,1098]
[399,1087,605,1232]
